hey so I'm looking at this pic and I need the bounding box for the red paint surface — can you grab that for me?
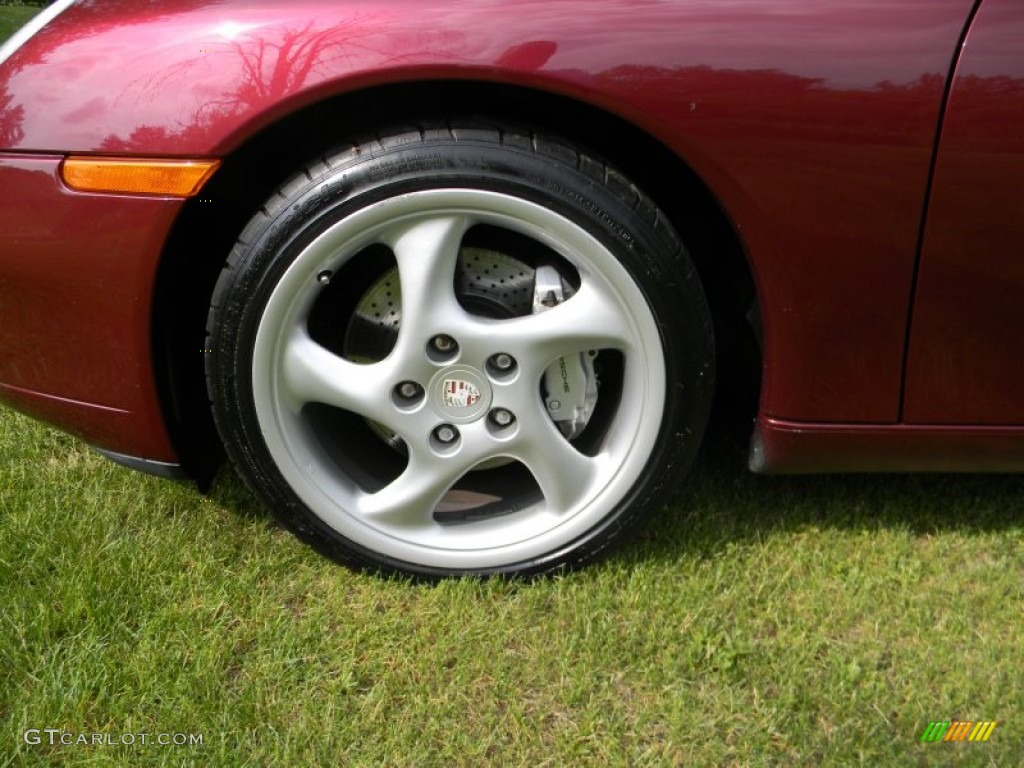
[0,155,177,460]
[0,0,1008,467]
[904,0,1024,424]
[755,416,1024,474]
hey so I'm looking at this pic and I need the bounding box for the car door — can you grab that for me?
[904,0,1024,424]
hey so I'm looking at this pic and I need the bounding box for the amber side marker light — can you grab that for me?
[61,157,221,197]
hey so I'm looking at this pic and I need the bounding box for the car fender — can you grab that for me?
[0,0,978,430]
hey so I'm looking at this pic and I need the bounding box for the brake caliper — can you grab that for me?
[533,265,599,439]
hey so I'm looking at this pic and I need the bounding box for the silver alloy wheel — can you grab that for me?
[251,188,666,570]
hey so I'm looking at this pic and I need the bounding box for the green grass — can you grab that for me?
[0,5,38,42]
[2,404,1022,766]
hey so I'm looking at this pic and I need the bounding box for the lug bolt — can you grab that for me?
[432,334,457,353]
[490,408,515,427]
[397,381,421,399]
[434,424,459,444]
[491,353,515,371]
[548,400,561,411]
[317,270,332,285]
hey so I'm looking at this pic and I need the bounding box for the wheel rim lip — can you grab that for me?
[251,188,667,570]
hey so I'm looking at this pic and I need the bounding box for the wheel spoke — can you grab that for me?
[357,458,456,525]
[282,329,396,423]
[357,433,490,524]
[387,215,469,339]
[483,282,637,371]
[514,409,603,511]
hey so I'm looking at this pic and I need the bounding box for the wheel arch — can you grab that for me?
[153,79,760,484]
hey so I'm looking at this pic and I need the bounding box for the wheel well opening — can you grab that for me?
[153,80,760,483]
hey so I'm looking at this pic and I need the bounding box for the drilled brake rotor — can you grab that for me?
[342,247,535,363]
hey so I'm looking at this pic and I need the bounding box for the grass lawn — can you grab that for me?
[3,403,1022,766]
[0,4,38,42]
[1,5,1023,766]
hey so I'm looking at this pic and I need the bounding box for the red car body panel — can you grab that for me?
[2,0,1024,475]
[0,153,179,459]
[754,418,1024,474]
[904,0,1024,425]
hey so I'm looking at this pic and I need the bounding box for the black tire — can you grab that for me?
[205,122,714,578]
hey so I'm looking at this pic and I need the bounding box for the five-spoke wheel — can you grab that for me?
[206,124,714,577]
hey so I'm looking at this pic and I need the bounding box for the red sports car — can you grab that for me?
[1,0,1021,577]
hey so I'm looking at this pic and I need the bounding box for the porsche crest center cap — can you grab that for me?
[428,366,492,423]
